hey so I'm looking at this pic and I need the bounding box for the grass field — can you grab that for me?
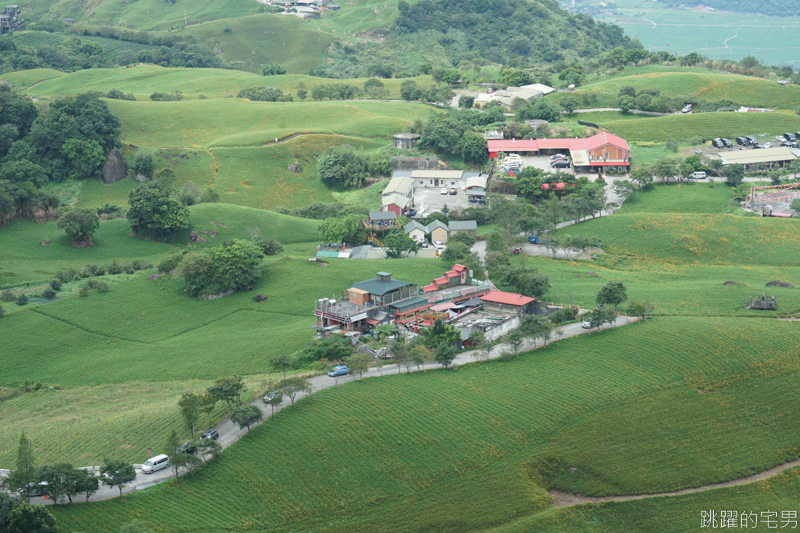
[0,67,64,89]
[20,65,436,100]
[213,136,383,209]
[7,31,161,64]
[0,203,322,286]
[106,98,433,148]
[45,315,800,532]
[599,111,800,141]
[566,65,800,110]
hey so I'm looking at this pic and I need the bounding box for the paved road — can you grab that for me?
[16,314,635,505]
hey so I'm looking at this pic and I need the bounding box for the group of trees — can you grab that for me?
[168,239,265,297]
[415,113,489,165]
[237,86,293,102]
[616,85,738,114]
[317,146,392,189]
[0,88,121,221]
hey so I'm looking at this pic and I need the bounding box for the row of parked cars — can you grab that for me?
[550,153,571,169]
[723,133,799,150]
[141,428,220,474]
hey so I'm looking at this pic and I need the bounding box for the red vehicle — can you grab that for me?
[513,247,522,254]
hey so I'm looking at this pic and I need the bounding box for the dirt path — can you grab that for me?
[550,457,800,508]
[25,80,49,90]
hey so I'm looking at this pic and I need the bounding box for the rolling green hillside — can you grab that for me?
[107,98,433,148]
[20,65,435,100]
[571,66,800,110]
[602,111,800,142]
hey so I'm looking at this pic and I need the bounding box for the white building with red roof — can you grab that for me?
[479,290,536,315]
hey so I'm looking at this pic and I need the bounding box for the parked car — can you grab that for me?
[746,135,758,145]
[142,454,170,474]
[551,160,570,168]
[781,141,797,148]
[176,441,197,455]
[721,138,733,148]
[764,142,773,148]
[440,187,448,195]
[406,209,416,216]
[581,320,592,329]
[513,247,521,254]
[776,136,786,143]
[200,428,219,441]
[691,171,707,179]
[712,138,725,149]
[421,242,429,248]
[752,144,764,149]
[433,240,445,249]
[681,104,692,113]
[784,133,796,142]
[550,154,568,161]
[449,188,457,195]
[328,365,348,377]
[735,136,748,146]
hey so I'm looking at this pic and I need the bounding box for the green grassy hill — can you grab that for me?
[601,110,800,142]
[46,316,800,532]
[569,65,800,110]
[21,65,435,100]
[106,98,431,148]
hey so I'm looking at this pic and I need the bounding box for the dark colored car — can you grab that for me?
[406,209,416,217]
[551,160,570,168]
[449,188,457,195]
[176,441,197,455]
[200,428,219,441]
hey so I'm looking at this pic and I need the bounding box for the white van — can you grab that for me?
[141,454,169,474]
[691,171,707,179]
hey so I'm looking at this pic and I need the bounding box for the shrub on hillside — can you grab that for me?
[149,91,184,101]
[0,289,14,302]
[15,293,27,306]
[96,281,109,293]
[317,147,390,189]
[127,181,189,240]
[174,239,264,298]
[49,279,61,291]
[0,305,4,318]
[78,287,88,297]
[261,62,287,76]
[132,151,155,179]
[106,260,123,275]
[158,252,186,273]
[236,86,292,102]
[42,287,56,299]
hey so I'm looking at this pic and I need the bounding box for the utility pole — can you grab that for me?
[569,292,572,308]
[184,9,187,26]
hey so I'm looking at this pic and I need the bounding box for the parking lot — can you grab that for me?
[414,186,470,212]
[517,155,575,175]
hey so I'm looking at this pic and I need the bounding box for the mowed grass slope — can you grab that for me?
[0,67,64,89]
[107,98,434,148]
[0,203,322,285]
[573,65,800,110]
[22,65,436,100]
[48,317,800,532]
[602,111,800,142]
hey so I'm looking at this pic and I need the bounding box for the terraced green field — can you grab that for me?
[47,316,800,532]
[20,65,436,100]
[7,31,161,64]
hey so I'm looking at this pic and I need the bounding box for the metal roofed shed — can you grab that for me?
[717,147,797,165]
[448,220,478,232]
[350,273,412,296]
[382,176,414,196]
[369,211,398,220]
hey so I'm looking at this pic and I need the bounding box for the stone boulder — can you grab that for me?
[766,281,794,288]
[102,149,127,184]
[148,274,161,281]
[254,293,267,302]
[135,174,151,183]
[288,162,302,174]
[40,239,50,247]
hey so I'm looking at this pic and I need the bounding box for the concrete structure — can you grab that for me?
[487,132,631,172]
[716,147,797,169]
[448,220,478,236]
[381,175,415,216]
[0,4,24,33]
[390,156,442,171]
[480,290,536,315]
[393,133,421,150]
[411,169,464,188]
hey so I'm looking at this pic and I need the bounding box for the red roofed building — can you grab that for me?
[480,290,535,314]
[487,133,631,172]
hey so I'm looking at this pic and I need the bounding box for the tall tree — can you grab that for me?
[384,230,420,258]
[275,377,313,407]
[270,354,292,379]
[165,430,187,483]
[229,405,263,436]
[596,280,628,311]
[207,375,247,410]
[100,459,136,501]
[127,182,189,240]
[5,502,57,533]
[178,392,202,436]
[348,352,373,380]
[434,342,457,368]
[6,432,36,502]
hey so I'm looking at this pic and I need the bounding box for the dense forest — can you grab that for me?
[393,0,631,66]
[0,87,121,220]
[664,0,800,17]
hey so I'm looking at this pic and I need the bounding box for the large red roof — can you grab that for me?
[487,140,538,153]
[536,138,576,150]
[480,290,535,306]
[579,132,630,152]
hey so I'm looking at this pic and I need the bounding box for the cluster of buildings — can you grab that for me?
[487,132,632,174]
[314,266,544,345]
[474,83,556,108]
[381,170,488,216]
